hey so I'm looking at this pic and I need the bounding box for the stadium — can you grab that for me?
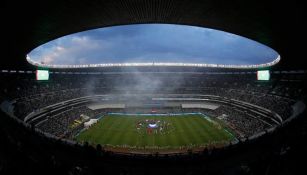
[1,0,306,175]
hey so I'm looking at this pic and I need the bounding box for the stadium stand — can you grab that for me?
[1,71,305,142]
[1,0,306,174]
[0,70,306,175]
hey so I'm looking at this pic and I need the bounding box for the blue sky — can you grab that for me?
[28,24,278,65]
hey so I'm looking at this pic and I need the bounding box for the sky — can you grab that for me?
[28,24,279,65]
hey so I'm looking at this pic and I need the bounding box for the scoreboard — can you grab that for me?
[257,70,270,81]
[36,70,49,80]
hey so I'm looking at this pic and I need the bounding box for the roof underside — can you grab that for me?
[2,0,306,71]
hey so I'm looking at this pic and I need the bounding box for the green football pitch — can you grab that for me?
[75,114,235,152]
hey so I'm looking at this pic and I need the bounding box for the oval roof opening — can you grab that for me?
[27,24,280,69]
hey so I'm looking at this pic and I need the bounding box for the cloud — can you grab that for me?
[31,36,103,64]
[28,24,278,65]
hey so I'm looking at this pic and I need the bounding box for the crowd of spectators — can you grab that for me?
[0,71,306,175]
[200,87,294,120]
[2,106,307,175]
[37,106,269,139]
[13,89,85,119]
[210,106,268,137]
[37,106,103,138]
[0,71,305,137]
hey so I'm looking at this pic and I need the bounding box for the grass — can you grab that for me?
[75,114,235,151]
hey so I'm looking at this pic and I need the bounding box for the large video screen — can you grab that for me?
[257,70,270,81]
[36,70,49,80]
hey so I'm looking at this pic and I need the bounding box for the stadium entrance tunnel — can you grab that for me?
[27,24,280,69]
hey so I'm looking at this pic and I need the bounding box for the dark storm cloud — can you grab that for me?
[28,24,279,65]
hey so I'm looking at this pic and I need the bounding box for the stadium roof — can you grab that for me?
[2,0,306,71]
